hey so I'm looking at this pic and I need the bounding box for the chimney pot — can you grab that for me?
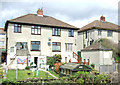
[37,8,43,16]
[100,16,105,22]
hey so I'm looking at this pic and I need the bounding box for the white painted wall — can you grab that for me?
[81,50,114,70]
[78,29,119,51]
[7,23,78,68]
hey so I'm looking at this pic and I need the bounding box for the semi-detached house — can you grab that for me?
[5,9,79,69]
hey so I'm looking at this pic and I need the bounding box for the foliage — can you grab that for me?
[54,54,62,63]
[25,66,30,70]
[47,57,55,68]
[90,63,95,69]
[54,62,62,74]
[59,71,111,84]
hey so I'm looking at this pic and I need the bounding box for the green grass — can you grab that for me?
[3,70,54,81]
[48,70,59,78]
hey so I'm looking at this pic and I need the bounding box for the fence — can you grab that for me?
[99,63,118,74]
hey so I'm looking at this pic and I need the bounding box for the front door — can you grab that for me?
[34,57,38,68]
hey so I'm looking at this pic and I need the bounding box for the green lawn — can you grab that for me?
[48,70,59,78]
[3,70,54,81]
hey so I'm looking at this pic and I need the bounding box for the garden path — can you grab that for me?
[38,68,58,79]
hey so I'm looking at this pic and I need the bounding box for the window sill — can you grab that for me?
[69,36,74,37]
[14,32,22,33]
[52,35,61,37]
[31,34,41,35]
[31,50,40,51]
[52,51,61,52]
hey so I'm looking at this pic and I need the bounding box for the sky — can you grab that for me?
[0,0,119,28]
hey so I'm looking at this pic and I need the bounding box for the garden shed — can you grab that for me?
[81,42,114,71]
[59,63,92,77]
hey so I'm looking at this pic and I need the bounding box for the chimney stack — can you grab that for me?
[37,8,43,16]
[100,16,105,22]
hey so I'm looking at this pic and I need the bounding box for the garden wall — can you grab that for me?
[99,63,118,74]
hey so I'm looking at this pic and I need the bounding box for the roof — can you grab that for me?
[5,14,78,30]
[60,63,80,70]
[0,28,5,34]
[78,20,120,32]
[60,63,91,71]
[81,43,112,51]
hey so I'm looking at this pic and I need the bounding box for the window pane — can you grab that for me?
[72,30,74,36]
[32,28,34,33]
[35,28,37,34]
[18,27,21,32]
[55,29,58,35]
[38,26,40,28]
[69,30,71,37]
[36,41,40,45]
[58,28,60,35]
[32,44,39,50]
[14,27,17,32]
[52,28,55,35]
[52,42,61,51]
[38,29,40,34]
[31,41,40,50]
[65,43,73,51]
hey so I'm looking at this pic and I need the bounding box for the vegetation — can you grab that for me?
[2,70,53,82]
[54,54,62,63]
[95,38,120,62]
[90,63,95,69]
[47,57,55,68]
[1,70,111,84]
[47,54,62,74]
[25,66,30,70]
[48,70,59,78]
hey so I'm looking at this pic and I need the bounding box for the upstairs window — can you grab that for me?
[52,42,61,52]
[14,24,21,33]
[68,29,74,37]
[31,26,41,35]
[98,29,102,35]
[31,41,40,51]
[107,30,113,37]
[85,31,87,39]
[52,28,61,36]
[65,43,73,51]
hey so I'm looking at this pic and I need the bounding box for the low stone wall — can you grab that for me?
[99,63,118,74]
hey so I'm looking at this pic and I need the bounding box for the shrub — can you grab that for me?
[91,64,95,69]
[47,57,55,68]
[25,66,30,70]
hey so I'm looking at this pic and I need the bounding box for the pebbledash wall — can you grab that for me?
[7,23,78,69]
[77,29,119,51]
[81,50,113,70]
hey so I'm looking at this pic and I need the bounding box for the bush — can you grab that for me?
[91,64,95,69]
[25,66,30,70]
[47,57,55,68]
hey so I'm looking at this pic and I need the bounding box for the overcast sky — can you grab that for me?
[0,0,119,28]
